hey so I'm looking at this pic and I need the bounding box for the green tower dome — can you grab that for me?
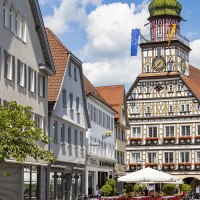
[148,0,182,19]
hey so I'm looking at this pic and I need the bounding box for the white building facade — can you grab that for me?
[0,0,55,199]
[46,28,90,200]
[84,77,116,197]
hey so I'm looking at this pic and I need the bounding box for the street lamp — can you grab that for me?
[136,159,145,171]
[85,139,100,197]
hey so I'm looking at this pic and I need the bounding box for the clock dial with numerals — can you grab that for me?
[152,56,166,72]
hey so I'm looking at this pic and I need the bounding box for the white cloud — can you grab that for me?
[190,39,200,68]
[81,2,149,87]
[43,0,102,35]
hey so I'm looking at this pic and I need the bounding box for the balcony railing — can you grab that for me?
[140,33,190,47]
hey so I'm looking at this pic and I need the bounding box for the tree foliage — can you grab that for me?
[180,184,192,193]
[162,184,177,195]
[101,178,117,196]
[124,184,134,197]
[0,101,56,163]
[134,183,146,192]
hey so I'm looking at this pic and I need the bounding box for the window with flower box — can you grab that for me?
[165,126,175,137]
[131,152,140,163]
[164,152,174,163]
[147,152,157,163]
[181,125,190,136]
[132,127,141,138]
[197,125,200,136]
[196,152,200,163]
[148,127,157,138]
[180,151,190,163]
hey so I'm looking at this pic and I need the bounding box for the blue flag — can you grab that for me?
[131,29,140,56]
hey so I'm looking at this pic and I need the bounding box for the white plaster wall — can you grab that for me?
[0,0,47,117]
[49,57,88,164]
[86,96,115,161]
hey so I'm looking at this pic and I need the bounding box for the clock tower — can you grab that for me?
[141,0,191,76]
[127,0,200,188]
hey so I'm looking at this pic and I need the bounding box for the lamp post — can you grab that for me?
[136,159,145,171]
[85,139,100,198]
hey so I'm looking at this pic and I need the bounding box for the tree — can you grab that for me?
[0,101,55,163]
[101,179,117,196]
[162,184,177,195]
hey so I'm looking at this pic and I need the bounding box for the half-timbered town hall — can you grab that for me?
[126,0,200,188]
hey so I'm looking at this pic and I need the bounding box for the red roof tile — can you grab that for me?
[181,65,200,101]
[46,28,69,110]
[83,76,115,111]
[96,85,125,120]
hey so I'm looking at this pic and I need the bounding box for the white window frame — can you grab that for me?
[5,53,14,81]
[3,1,9,28]
[69,93,73,109]
[130,152,141,163]
[196,151,200,163]
[132,127,141,138]
[148,126,157,138]
[165,125,175,137]
[163,151,174,163]
[180,151,190,163]
[29,68,36,93]
[197,124,200,136]
[53,121,58,142]
[38,74,45,97]
[147,152,157,163]
[181,125,191,136]
[62,89,67,107]
[61,123,65,143]
[18,60,26,87]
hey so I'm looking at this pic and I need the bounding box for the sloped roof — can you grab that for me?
[84,76,115,112]
[29,0,55,75]
[96,85,125,120]
[181,65,200,101]
[45,28,69,109]
[127,65,200,102]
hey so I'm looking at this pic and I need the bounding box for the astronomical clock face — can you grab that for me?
[152,56,166,72]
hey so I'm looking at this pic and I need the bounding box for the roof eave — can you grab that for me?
[29,0,56,75]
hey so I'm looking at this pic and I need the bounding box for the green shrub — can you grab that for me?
[124,184,134,197]
[101,179,117,196]
[162,184,177,195]
[180,184,192,193]
[101,184,112,196]
[134,183,146,192]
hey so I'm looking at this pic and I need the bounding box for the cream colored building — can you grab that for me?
[0,0,55,199]
[126,0,200,189]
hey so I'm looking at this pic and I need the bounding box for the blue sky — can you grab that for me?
[39,0,200,88]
